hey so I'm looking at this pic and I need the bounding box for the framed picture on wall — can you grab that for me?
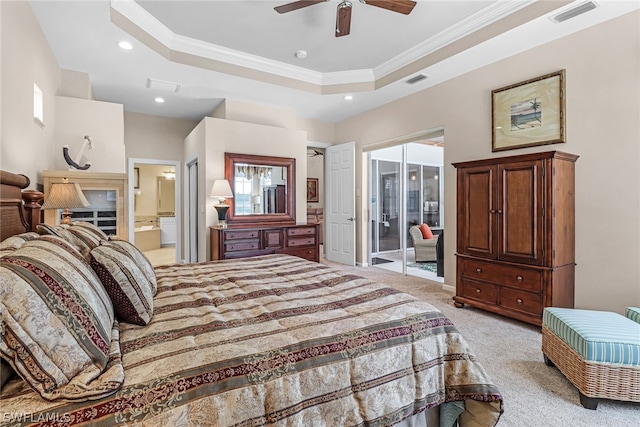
[307,178,318,202]
[134,167,140,189]
[492,69,566,152]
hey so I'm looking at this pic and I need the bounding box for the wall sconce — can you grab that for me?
[41,178,90,224]
[211,179,234,228]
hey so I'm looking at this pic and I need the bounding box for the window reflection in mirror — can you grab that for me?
[233,164,287,215]
[225,152,296,227]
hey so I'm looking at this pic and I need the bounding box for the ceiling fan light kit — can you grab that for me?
[275,0,416,37]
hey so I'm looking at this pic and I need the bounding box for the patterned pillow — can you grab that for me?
[1,359,15,389]
[66,225,102,253]
[0,232,39,258]
[91,245,154,325]
[0,235,122,400]
[99,239,157,296]
[36,223,92,259]
[71,221,109,240]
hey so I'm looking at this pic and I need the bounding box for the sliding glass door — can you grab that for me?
[369,142,443,274]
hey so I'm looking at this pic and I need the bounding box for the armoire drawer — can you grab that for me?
[461,259,543,292]
[460,279,498,305]
[499,287,543,316]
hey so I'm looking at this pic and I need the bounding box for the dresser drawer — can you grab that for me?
[460,279,498,305]
[281,247,318,262]
[225,241,259,252]
[288,237,315,247]
[461,259,543,291]
[287,226,316,236]
[499,287,543,316]
[225,230,259,240]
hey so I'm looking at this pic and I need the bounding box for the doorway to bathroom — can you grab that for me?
[128,158,181,266]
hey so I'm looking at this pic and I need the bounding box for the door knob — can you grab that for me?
[347,217,356,221]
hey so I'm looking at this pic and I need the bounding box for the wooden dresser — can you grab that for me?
[452,151,578,326]
[210,224,319,262]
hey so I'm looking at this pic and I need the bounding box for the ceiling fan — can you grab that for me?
[274,0,417,37]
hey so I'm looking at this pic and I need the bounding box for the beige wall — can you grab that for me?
[0,1,60,184]
[124,111,197,162]
[53,96,125,173]
[336,11,640,314]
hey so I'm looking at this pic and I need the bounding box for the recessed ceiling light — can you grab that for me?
[294,50,308,59]
[154,97,165,103]
[344,95,353,101]
[118,41,133,50]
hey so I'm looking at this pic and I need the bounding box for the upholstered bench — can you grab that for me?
[541,307,640,409]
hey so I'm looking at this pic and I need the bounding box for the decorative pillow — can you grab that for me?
[1,359,15,389]
[99,239,157,296]
[0,232,39,258]
[419,223,434,240]
[0,235,122,400]
[37,223,93,260]
[67,225,102,252]
[91,245,154,325]
[71,221,109,240]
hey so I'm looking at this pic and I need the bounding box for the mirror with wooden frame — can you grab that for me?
[224,152,295,227]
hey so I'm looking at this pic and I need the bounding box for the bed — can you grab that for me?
[0,170,502,426]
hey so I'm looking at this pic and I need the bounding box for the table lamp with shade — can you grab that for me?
[41,178,90,224]
[211,179,234,228]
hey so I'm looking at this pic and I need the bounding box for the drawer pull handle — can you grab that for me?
[475,288,481,294]
[516,298,523,305]
[516,275,523,282]
[476,268,482,273]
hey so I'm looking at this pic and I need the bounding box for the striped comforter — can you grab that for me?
[1,255,502,426]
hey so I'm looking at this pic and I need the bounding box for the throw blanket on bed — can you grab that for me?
[1,255,502,426]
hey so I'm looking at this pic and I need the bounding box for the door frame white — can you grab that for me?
[185,155,199,263]
[324,141,356,266]
[127,158,182,263]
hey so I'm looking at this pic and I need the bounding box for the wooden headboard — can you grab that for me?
[0,170,43,241]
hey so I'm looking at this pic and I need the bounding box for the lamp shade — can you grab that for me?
[41,182,90,210]
[210,179,233,204]
[41,180,90,224]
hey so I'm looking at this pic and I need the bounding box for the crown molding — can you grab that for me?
[374,0,536,78]
[111,0,536,91]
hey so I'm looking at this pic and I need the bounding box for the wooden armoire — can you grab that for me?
[452,151,578,326]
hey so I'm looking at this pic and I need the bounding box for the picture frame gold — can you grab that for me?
[492,70,565,152]
[306,178,318,202]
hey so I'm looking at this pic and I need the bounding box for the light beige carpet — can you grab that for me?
[321,259,639,427]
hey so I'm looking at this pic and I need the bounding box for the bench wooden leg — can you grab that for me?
[579,392,599,410]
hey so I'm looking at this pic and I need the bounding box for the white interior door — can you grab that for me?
[187,159,198,262]
[325,142,356,265]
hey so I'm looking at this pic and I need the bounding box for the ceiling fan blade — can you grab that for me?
[274,0,326,14]
[335,1,352,37]
[364,0,416,15]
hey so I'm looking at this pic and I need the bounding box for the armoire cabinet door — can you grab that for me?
[457,164,497,259]
[498,159,545,265]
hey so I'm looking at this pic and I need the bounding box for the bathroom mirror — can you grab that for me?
[157,176,175,215]
[225,152,295,227]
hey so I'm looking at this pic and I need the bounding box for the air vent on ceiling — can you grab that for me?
[146,78,181,94]
[549,1,597,23]
[405,74,429,85]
